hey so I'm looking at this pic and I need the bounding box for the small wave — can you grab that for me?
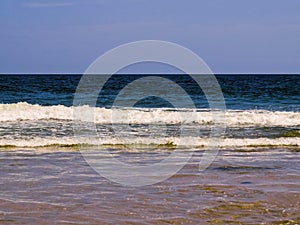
[0,137,299,148]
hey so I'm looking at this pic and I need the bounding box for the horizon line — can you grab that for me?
[1,73,300,75]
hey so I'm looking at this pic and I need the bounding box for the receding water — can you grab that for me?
[0,147,299,224]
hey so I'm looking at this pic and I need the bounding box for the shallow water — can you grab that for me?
[1,147,299,224]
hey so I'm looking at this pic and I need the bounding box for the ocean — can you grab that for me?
[0,74,299,224]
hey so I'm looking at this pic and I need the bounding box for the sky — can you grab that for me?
[1,0,300,74]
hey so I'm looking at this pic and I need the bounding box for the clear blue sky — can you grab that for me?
[1,0,300,74]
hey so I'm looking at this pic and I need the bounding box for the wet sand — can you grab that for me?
[0,147,299,224]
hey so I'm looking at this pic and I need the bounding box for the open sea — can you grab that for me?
[0,74,299,224]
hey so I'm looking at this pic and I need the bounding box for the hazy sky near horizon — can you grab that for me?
[1,0,300,74]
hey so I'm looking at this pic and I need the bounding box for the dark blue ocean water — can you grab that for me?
[0,74,299,111]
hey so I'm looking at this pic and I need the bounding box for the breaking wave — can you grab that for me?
[1,102,300,127]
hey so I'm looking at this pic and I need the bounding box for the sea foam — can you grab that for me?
[1,102,300,127]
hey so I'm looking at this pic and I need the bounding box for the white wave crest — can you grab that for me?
[1,102,300,127]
